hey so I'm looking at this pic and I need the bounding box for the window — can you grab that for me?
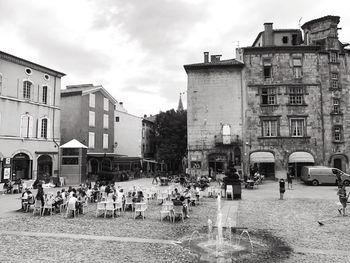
[263,59,272,79]
[290,119,305,137]
[292,34,298,45]
[115,116,120,122]
[261,88,276,105]
[142,128,145,139]
[104,98,109,111]
[89,111,95,127]
[293,58,302,79]
[62,148,79,156]
[88,132,95,148]
[62,157,79,165]
[103,114,109,129]
[333,98,340,113]
[89,94,95,108]
[25,68,32,75]
[44,74,50,81]
[330,52,338,63]
[334,126,342,142]
[42,86,48,104]
[23,80,32,100]
[289,87,304,105]
[40,118,48,138]
[262,120,277,137]
[103,134,108,149]
[20,114,33,138]
[282,36,288,44]
[331,73,338,89]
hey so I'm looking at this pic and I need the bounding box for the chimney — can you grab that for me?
[211,55,222,63]
[119,102,123,106]
[144,114,147,118]
[263,22,273,46]
[204,52,209,63]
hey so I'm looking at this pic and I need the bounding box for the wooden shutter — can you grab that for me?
[28,116,34,138]
[37,118,42,138]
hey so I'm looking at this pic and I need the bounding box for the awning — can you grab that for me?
[143,159,158,164]
[288,152,314,163]
[250,152,275,163]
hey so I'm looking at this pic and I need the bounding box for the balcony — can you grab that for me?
[214,134,242,146]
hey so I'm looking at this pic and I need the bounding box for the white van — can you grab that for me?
[301,166,350,186]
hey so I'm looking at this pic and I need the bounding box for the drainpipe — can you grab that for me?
[52,75,60,182]
[319,81,325,165]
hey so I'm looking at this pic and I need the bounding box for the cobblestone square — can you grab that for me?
[0,178,349,262]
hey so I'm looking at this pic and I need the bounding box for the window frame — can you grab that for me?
[88,132,95,149]
[89,93,95,108]
[288,86,304,105]
[290,118,306,137]
[103,98,109,112]
[42,85,48,104]
[260,87,276,105]
[330,52,338,63]
[333,98,340,114]
[334,126,342,142]
[262,119,278,137]
[103,133,109,149]
[263,59,272,80]
[103,114,109,129]
[23,80,32,100]
[89,111,95,127]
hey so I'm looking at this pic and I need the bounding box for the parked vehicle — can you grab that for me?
[301,166,350,186]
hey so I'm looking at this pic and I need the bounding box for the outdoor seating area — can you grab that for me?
[18,178,232,224]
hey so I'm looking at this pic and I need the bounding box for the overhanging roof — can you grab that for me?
[60,139,87,149]
[250,152,275,163]
[289,152,314,163]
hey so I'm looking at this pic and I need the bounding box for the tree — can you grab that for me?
[154,109,187,173]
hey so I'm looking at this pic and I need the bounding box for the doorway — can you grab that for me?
[12,153,32,180]
[37,155,52,183]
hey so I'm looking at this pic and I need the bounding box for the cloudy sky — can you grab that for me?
[1,0,349,116]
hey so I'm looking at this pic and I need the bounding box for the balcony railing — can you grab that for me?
[214,134,242,146]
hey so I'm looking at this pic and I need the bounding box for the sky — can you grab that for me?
[1,0,350,117]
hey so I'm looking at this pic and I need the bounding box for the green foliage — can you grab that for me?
[154,109,187,172]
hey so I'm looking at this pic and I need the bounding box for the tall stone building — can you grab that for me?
[184,54,244,177]
[186,15,350,179]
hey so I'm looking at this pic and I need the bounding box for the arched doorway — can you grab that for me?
[101,158,112,171]
[330,154,348,172]
[288,151,314,178]
[250,151,275,178]
[12,153,32,180]
[208,153,227,174]
[88,159,99,174]
[37,155,52,183]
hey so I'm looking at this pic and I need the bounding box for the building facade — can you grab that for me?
[184,54,244,177]
[186,15,350,179]
[114,102,142,158]
[0,50,65,183]
[142,115,157,172]
[60,84,116,177]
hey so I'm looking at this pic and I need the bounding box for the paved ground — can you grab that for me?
[0,178,349,262]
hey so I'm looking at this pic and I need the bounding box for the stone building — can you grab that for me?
[60,84,117,177]
[185,15,350,179]
[184,54,244,177]
[0,50,65,183]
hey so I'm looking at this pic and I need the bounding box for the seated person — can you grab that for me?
[133,191,144,203]
[173,196,189,219]
[172,188,181,200]
[53,191,63,212]
[21,189,29,210]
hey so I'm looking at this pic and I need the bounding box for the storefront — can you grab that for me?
[288,151,315,177]
[250,151,275,178]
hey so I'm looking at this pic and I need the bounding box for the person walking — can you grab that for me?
[287,169,293,189]
[337,184,350,216]
[279,179,285,200]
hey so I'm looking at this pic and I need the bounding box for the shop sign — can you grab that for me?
[5,158,11,165]
[4,168,11,179]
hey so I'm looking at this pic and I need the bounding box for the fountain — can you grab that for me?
[180,192,292,262]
